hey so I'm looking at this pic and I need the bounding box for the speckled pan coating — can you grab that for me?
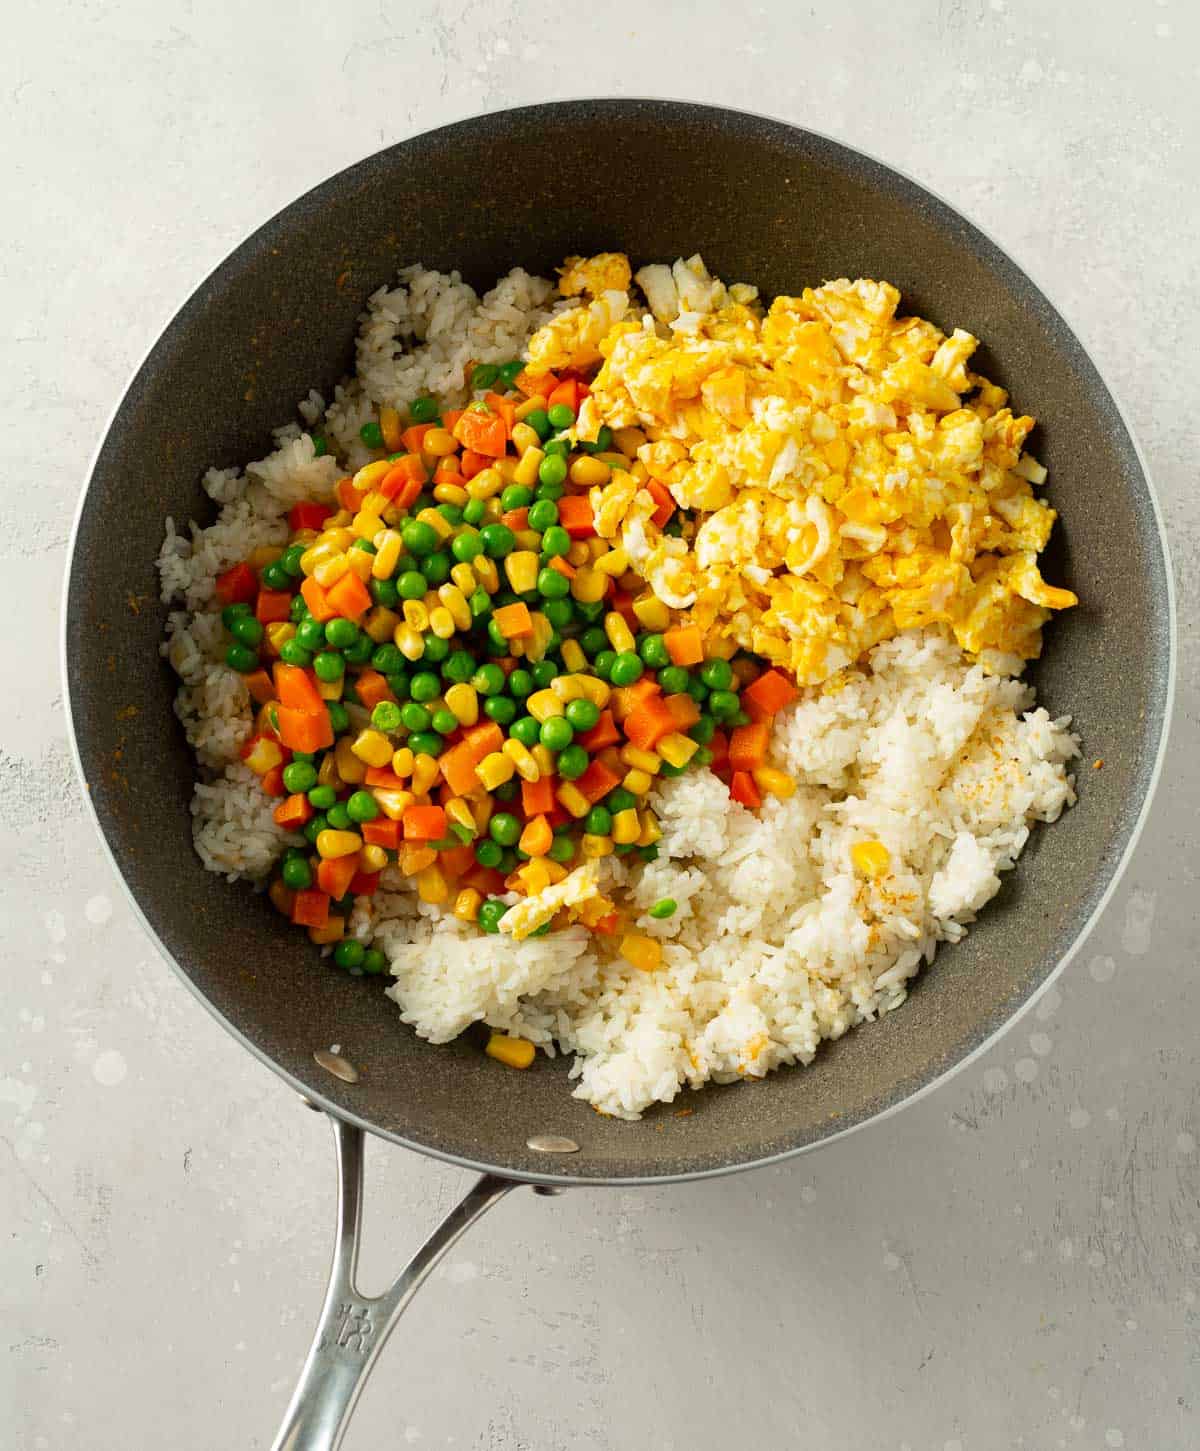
[64,100,1172,1184]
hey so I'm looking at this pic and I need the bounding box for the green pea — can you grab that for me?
[543,435,570,458]
[471,363,500,390]
[472,663,506,696]
[582,424,612,454]
[527,498,559,533]
[402,669,434,704]
[424,553,450,587]
[310,433,328,458]
[401,520,438,557]
[508,668,534,699]
[500,483,534,512]
[593,650,616,681]
[281,856,312,891]
[557,744,589,780]
[548,836,575,864]
[685,676,708,704]
[443,650,476,684]
[708,689,740,720]
[302,813,327,844]
[451,529,483,563]
[475,838,503,868]
[398,570,428,600]
[533,567,566,601]
[583,806,612,836]
[540,716,574,752]
[729,708,751,727]
[324,617,357,649]
[360,421,384,448]
[371,577,400,608]
[525,408,551,440]
[540,525,571,558]
[430,708,458,736]
[575,598,605,623]
[333,938,365,971]
[478,899,507,934]
[699,658,733,691]
[530,660,558,688]
[689,714,716,746]
[352,538,377,556]
[371,643,404,674]
[462,498,486,526]
[486,617,508,651]
[649,898,677,920]
[609,652,644,687]
[468,588,490,618]
[480,523,515,558]
[538,453,568,487]
[327,702,350,735]
[488,812,521,846]
[308,784,337,811]
[658,665,690,695]
[281,544,306,577]
[344,634,374,665]
[370,701,402,733]
[229,614,263,648]
[394,552,418,576]
[606,787,637,814]
[407,731,443,758]
[692,746,713,767]
[638,844,660,862]
[346,790,379,824]
[496,842,519,868]
[220,603,252,628]
[261,560,291,592]
[410,396,439,423]
[386,673,411,701]
[494,361,521,389]
[421,634,450,663]
[225,642,258,672]
[579,627,608,658]
[279,639,313,668]
[547,402,575,429]
[289,595,309,623]
[282,760,318,794]
[400,702,431,732]
[510,715,540,748]
[564,698,600,732]
[326,802,352,830]
[484,696,516,726]
[361,947,388,974]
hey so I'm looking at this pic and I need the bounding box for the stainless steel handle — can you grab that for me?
[271,1114,517,1451]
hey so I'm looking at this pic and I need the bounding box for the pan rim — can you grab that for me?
[62,97,1176,1187]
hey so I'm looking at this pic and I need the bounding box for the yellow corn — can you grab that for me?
[576,676,611,708]
[629,460,650,485]
[413,863,447,903]
[299,541,334,576]
[433,481,469,507]
[449,560,477,595]
[289,528,319,547]
[313,552,350,588]
[513,445,544,487]
[374,788,415,821]
[581,833,614,859]
[472,796,494,832]
[850,840,892,879]
[349,730,392,768]
[495,457,519,484]
[325,513,354,533]
[372,530,403,579]
[345,548,374,583]
[570,569,608,604]
[593,546,629,577]
[411,754,441,794]
[566,541,591,567]
[352,510,385,541]
[631,593,671,632]
[556,782,590,818]
[265,621,295,655]
[362,605,399,644]
[268,878,294,917]
[472,555,500,592]
[243,736,283,775]
[354,459,393,492]
[706,635,738,661]
[316,829,362,860]
[569,456,611,488]
[613,426,647,457]
[604,611,636,653]
[527,689,564,723]
[620,933,662,973]
[467,466,503,500]
[476,751,515,790]
[586,537,610,561]
[525,611,553,662]
[621,745,661,774]
[622,769,654,797]
[421,427,458,457]
[502,738,540,782]
[753,767,797,799]
[391,747,415,778]
[517,860,552,895]
[504,550,540,594]
[515,529,542,552]
[486,1033,536,1070]
[334,737,368,784]
[577,896,616,928]
[308,919,345,946]
[511,422,540,453]
[316,751,340,789]
[531,743,555,777]
[637,810,661,848]
[550,674,588,702]
[612,808,641,844]
[416,507,453,540]
[514,394,547,421]
[560,639,587,673]
[248,544,282,571]
[658,732,699,769]
[544,860,569,885]
[401,599,430,631]
[360,843,389,873]
[377,405,403,452]
[316,676,343,701]
[428,606,455,639]
[445,798,476,835]
[400,843,438,876]
[360,490,390,518]
[453,888,483,924]
[444,682,479,727]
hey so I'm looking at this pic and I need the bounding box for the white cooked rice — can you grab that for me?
[159,262,1080,1120]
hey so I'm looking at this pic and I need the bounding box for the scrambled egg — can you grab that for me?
[498,860,604,941]
[528,254,1077,684]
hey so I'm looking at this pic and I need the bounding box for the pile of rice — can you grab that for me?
[158,263,1080,1120]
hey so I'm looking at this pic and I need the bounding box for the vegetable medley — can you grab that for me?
[215,359,802,970]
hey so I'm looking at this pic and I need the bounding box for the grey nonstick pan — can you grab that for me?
[63,100,1173,1450]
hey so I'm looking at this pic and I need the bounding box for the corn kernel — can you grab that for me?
[472,556,500,592]
[308,919,344,945]
[363,605,399,643]
[485,1032,536,1069]
[544,860,569,885]
[411,753,441,794]
[416,507,453,540]
[517,860,552,895]
[352,511,385,541]
[299,541,334,576]
[569,455,611,488]
[313,552,350,588]
[372,529,403,579]
[400,843,438,876]
[613,426,647,457]
[445,798,476,834]
[637,810,661,848]
[391,747,415,778]
[265,621,295,655]
[622,769,654,797]
[527,689,565,722]
[570,568,608,604]
[354,459,393,493]
[466,467,503,500]
[850,840,891,878]
[566,541,591,567]
[248,544,282,571]
[549,674,588,702]
[593,546,629,577]
[611,808,641,844]
[513,445,544,488]
[629,460,650,485]
[706,634,738,660]
[401,599,429,632]
[416,863,449,903]
[753,767,797,799]
[472,796,494,831]
[560,639,587,673]
[374,788,415,821]
[495,457,519,484]
[581,833,614,859]
[604,611,636,653]
[360,843,389,873]
[514,394,547,421]
[346,548,374,583]
[334,737,368,784]
[501,737,540,782]
[620,933,662,973]
[325,514,354,534]
[531,743,555,777]
[316,829,362,860]
[504,550,539,594]
[586,537,610,561]
[433,481,468,506]
[428,606,455,639]
[316,676,343,701]
[379,405,403,452]
[556,782,590,818]
[631,593,671,632]
[422,427,458,457]
[525,611,553,662]
[476,751,516,790]
[444,682,479,727]
[576,676,611,707]
[658,733,700,769]
[347,730,390,768]
[268,878,294,917]
[514,529,542,552]
[621,746,661,774]
[360,490,390,518]
[453,888,483,924]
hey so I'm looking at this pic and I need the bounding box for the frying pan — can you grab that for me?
[63,100,1173,1450]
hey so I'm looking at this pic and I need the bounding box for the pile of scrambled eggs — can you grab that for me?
[525,253,1077,685]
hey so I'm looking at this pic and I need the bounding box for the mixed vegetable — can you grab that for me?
[214,359,801,972]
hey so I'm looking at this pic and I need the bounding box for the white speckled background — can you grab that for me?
[6,2,1197,1447]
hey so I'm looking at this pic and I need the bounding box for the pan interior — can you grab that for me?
[66,101,1171,1182]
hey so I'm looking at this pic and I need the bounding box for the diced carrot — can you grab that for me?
[500,507,529,531]
[273,793,313,830]
[442,409,464,433]
[729,721,771,772]
[742,668,799,717]
[260,764,287,798]
[243,669,276,705]
[379,457,425,501]
[317,854,359,899]
[557,495,595,539]
[276,705,334,753]
[545,805,572,830]
[454,408,508,458]
[663,693,701,730]
[403,804,447,841]
[521,776,556,817]
[290,889,330,928]
[709,728,730,772]
[274,663,325,712]
[363,767,404,789]
[349,871,380,896]
[438,743,483,797]
[547,555,576,580]
[483,392,516,433]
[519,815,553,857]
[611,677,663,722]
[576,709,620,752]
[462,864,506,897]
[623,702,676,751]
[361,817,402,849]
[645,478,676,528]
[215,562,258,606]
[514,367,557,398]
[325,571,371,623]
[290,501,333,532]
[494,602,533,639]
[547,379,579,412]
[255,588,293,625]
[462,721,504,759]
[300,576,336,623]
[438,844,476,879]
[663,626,705,667]
[433,460,464,484]
[459,448,488,481]
[609,589,637,626]
[729,771,762,809]
[336,477,364,511]
[401,423,435,454]
[575,760,621,805]
[354,669,395,711]
[592,913,620,936]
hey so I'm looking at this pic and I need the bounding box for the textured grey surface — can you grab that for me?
[6,2,1198,1448]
